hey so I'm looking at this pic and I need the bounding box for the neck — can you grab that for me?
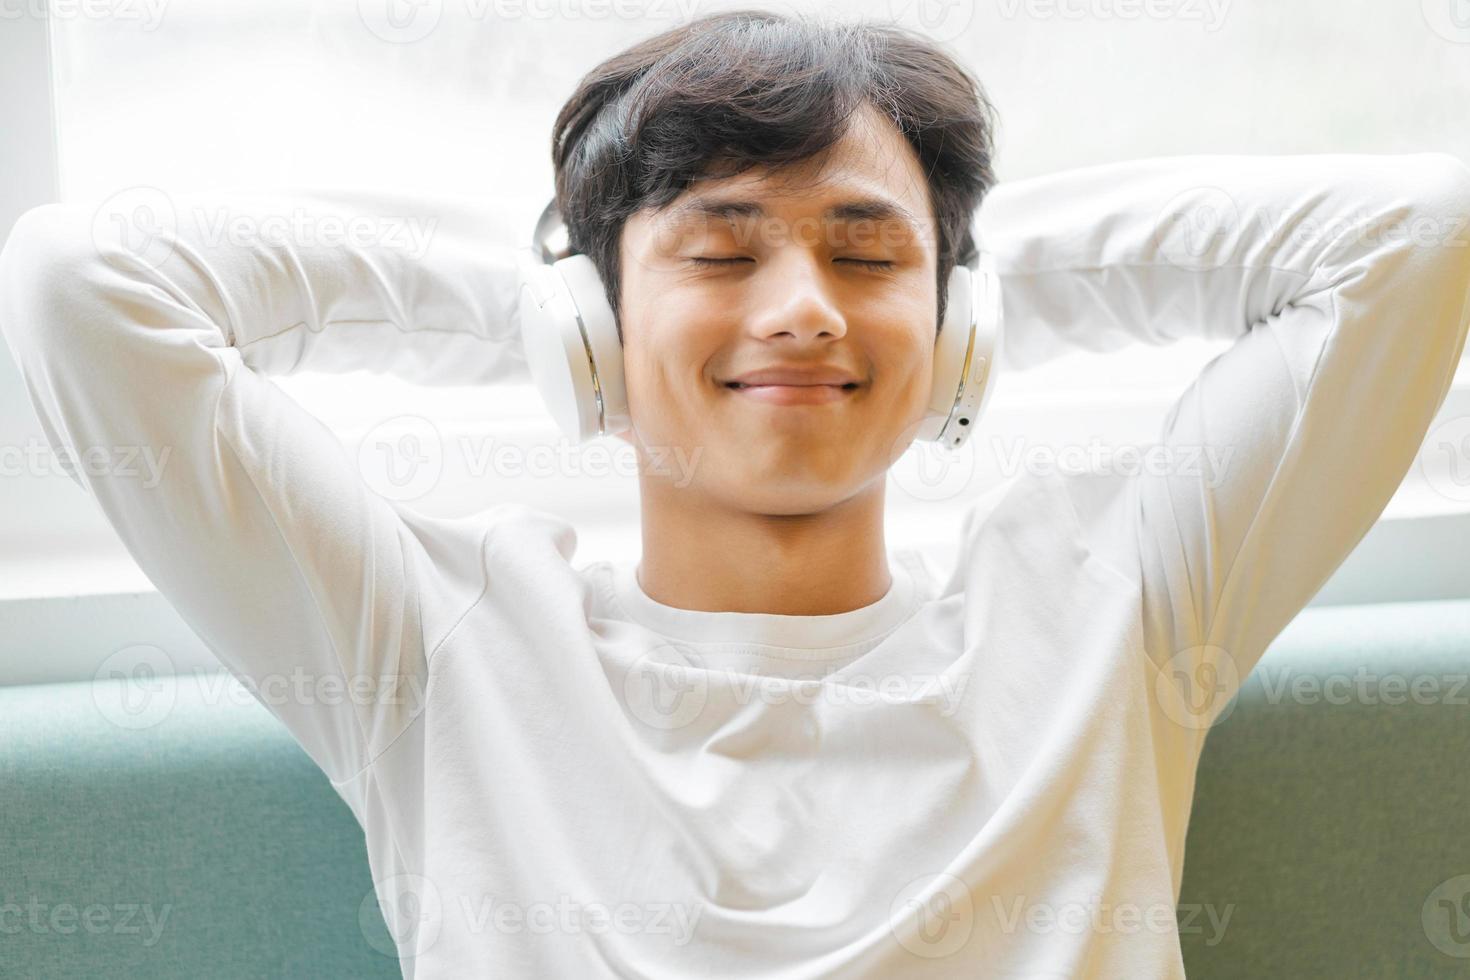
[635,478,893,616]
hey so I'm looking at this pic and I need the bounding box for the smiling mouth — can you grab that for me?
[724,382,860,390]
[723,382,861,405]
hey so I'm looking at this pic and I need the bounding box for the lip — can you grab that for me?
[725,383,857,406]
[725,366,863,387]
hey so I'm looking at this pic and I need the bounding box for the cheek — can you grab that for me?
[623,324,715,438]
[873,320,935,400]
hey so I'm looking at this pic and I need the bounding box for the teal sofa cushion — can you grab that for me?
[2,597,1467,977]
[1179,597,1470,977]
[0,670,401,979]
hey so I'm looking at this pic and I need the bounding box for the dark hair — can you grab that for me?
[550,9,1000,342]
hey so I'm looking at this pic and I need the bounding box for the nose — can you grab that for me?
[744,251,848,343]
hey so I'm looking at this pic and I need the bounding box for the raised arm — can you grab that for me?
[977,153,1470,723]
[0,188,530,784]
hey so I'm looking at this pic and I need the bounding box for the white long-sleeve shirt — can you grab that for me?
[3,153,1468,979]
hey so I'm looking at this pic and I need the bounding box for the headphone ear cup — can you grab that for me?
[517,254,629,445]
[916,255,1004,449]
[914,264,975,445]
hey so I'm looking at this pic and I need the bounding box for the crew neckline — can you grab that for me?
[605,550,925,652]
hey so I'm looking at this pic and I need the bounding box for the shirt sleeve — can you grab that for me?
[976,153,1470,729]
[0,187,532,783]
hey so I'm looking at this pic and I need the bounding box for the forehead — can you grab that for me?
[637,105,934,245]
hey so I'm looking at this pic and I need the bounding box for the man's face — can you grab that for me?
[617,104,939,516]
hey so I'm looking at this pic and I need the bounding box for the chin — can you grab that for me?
[721,471,859,515]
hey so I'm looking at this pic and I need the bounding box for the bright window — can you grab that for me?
[5,0,1468,589]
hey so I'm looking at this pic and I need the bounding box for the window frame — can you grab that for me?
[1,8,1468,686]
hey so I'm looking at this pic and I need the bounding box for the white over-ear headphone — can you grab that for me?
[516,198,1003,450]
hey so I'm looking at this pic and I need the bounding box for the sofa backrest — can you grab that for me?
[3,597,1467,977]
[1178,596,1470,976]
[0,669,401,978]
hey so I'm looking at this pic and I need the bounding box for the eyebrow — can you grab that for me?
[665,196,927,236]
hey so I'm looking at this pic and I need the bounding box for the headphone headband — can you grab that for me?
[532,199,573,264]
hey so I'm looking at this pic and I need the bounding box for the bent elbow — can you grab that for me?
[0,203,114,354]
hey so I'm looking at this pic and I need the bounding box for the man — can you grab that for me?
[2,10,1468,978]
